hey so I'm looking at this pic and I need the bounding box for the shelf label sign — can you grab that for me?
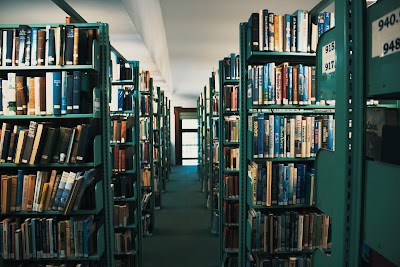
[372,7,400,58]
[322,41,336,74]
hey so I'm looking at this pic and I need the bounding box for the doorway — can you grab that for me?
[174,107,198,165]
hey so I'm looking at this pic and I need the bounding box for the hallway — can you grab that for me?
[142,166,219,267]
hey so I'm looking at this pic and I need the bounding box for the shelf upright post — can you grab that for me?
[218,60,224,265]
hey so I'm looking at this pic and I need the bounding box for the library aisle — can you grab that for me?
[143,166,219,267]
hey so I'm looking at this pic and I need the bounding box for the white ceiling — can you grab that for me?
[0,0,335,108]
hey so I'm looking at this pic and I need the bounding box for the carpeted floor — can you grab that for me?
[142,165,219,267]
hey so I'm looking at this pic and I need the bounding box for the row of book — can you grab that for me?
[212,120,219,139]
[250,114,335,159]
[224,117,239,142]
[116,258,137,267]
[247,254,311,267]
[0,25,95,67]
[138,70,151,92]
[248,10,335,53]
[0,122,94,165]
[3,264,98,267]
[249,162,314,206]
[113,204,131,227]
[222,53,240,80]
[248,64,318,106]
[224,174,239,198]
[112,146,133,172]
[0,72,89,116]
[0,216,96,260]
[111,119,133,144]
[224,202,239,225]
[114,230,132,255]
[110,86,135,112]
[141,213,151,236]
[223,85,240,112]
[247,210,331,253]
[112,176,135,200]
[110,60,133,82]
[1,169,96,214]
[224,228,239,250]
[223,147,240,170]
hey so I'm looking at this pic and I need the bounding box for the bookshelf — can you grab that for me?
[109,56,141,266]
[361,1,400,266]
[139,72,155,236]
[153,86,162,209]
[165,98,171,176]
[209,70,220,235]
[218,55,241,266]
[160,90,167,192]
[0,22,114,266]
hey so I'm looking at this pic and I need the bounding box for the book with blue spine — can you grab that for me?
[279,116,285,157]
[262,65,268,104]
[292,10,303,52]
[52,171,69,210]
[18,25,27,65]
[296,164,303,204]
[58,172,77,211]
[52,72,62,115]
[298,64,304,103]
[284,14,291,52]
[66,72,73,114]
[83,215,94,257]
[303,66,308,103]
[268,63,275,104]
[31,28,38,66]
[278,164,285,205]
[283,165,289,205]
[287,66,293,104]
[290,15,297,52]
[268,13,275,51]
[264,118,269,157]
[263,10,269,51]
[328,115,334,150]
[274,116,280,157]
[317,13,325,38]
[324,12,331,32]
[118,87,124,111]
[16,170,24,211]
[72,71,81,114]
[230,53,236,79]
[258,113,264,158]
[288,164,294,204]
[61,71,67,114]
[255,211,260,250]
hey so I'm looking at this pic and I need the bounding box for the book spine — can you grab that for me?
[31,28,38,66]
[328,115,334,150]
[45,72,53,115]
[72,71,81,114]
[291,15,297,52]
[279,116,284,157]
[47,28,55,66]
[268,13,275,51]
[284,14,291,52]
[61,71,68,114]
[274,116,279,158]
[269,115,274,158]
[263,10,269,51]
[66,72,73,113]
[250,13,259,51]
[16,170,24,211]
[262,65,268,105]
[258,113,264,158]
[73,28,79,65]
[324,12,331,32]
[53,72,62,115]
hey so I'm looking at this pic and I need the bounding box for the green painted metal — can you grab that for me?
[367,1,400,98]
[364,161,400,266]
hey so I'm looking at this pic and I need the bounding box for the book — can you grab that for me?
[21,121,38,164]
[40,127,59,164]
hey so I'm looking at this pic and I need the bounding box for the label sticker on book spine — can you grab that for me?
[322,41,336,74]
[372,7,400,58]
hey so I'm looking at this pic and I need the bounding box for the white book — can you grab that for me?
[1,80,8,115]
[32,171,43,211]
[275,67,282,105]
[34,77,41,115]
[46,72,53,115]
[259,10,264,51]
[12,29,16,66]
[297,215,304,251]
[31,28,38,66]
[61,71,68,114]
[311,23,318,52]
[306,117,312,158]
[21,175,29,211]
[269,115,274,158]
[7,73,16,115]
[330,13,335,27]
[290,118,295,158]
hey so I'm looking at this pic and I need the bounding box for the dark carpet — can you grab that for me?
[142,165,219,267]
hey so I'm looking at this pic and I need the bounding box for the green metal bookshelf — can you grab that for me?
[109,56,142,266]
[139,74,155,237]
[153,86,162,209]
[0,22,114,266]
